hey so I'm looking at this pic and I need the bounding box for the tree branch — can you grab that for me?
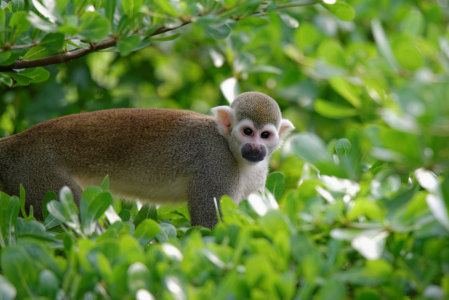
[0,1,317,72]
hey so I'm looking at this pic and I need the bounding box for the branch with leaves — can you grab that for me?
[0,0,355,87]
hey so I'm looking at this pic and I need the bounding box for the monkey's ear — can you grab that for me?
[279,119,295,140]
[211,106,234,136]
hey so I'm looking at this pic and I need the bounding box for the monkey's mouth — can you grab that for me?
[241,144,266,163]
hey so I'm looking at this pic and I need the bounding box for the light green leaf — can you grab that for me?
[314,99,358,118]
[157,0,178,17]
[122,0,143,18]
[133,219,161,245]
[324,1,355,21]
[239,17,269,27]
[328,77,361,108]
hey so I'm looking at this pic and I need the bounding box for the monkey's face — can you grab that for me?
[231,120,280,163]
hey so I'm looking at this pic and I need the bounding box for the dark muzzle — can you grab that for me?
[241,143,267,162]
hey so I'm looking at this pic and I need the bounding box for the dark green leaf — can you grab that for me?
[152,33,181,41]
[42,191,57,221]
[118,35,141,56]
[79,12,109,40]
[133,203,158,227]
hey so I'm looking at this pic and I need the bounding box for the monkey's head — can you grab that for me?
[212,92,295,164]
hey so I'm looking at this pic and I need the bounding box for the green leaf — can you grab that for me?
[5,196,19,246]
[265,172,285,200]
[338,260,392,285]
[18,220,53,241]
[259,210,289,239]
[152,33,181,41]
[0,275,16,300]
[203,24,231,40]
[314,99,358,118]
[316,279,346,300]
[79,12,109,40]
[156,222,177,242]
[127,262,151,293]
[19,184,26,218]
[83,192,113,235]
[38,270,59,299]
[104,0,117,23]
[133,219,161,245]
[0,51,11,63]
[335,138,352,156]
[157,0,178,17]
[323,1,356,21]
[1,245,37,298]
[328,77,362,108]
[238,17,269,27]
[118,35,141,56]
[42,191,57,221]
[118,209,130,221]
[317,39,346,67]
[100,175,110,191]
[48,187,81,233]
[355,288,381,300]
[11,0,24,12]
[122,0,143,18]
[392,37,423,71]
[290,133,332,165]
[133,203,158,227]
[18,67,50,83]
[347,199,384,222]
[9,11,30,38]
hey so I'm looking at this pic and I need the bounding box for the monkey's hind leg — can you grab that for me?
[1,167,82,221]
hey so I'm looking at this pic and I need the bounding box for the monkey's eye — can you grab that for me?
[261,132,270,139]
[243,128,253,136]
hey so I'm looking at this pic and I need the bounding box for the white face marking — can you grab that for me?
[230,119,281,163]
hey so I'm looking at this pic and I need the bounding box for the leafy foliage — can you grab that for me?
[1,0,449,299]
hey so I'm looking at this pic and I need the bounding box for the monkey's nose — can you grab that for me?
[241,143,267,162]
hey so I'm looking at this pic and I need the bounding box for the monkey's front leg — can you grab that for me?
[187,174,234,229]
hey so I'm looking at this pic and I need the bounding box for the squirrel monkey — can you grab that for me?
[0,92,294,228]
